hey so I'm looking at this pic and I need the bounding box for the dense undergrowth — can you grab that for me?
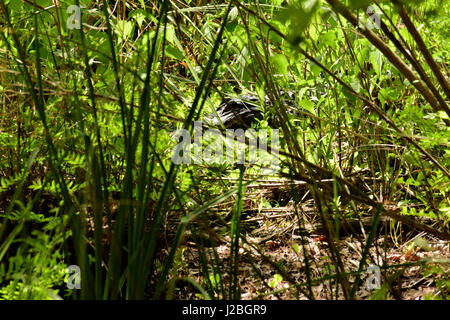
[0,0,449,299]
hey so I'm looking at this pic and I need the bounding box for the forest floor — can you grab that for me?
[176,200,450,300]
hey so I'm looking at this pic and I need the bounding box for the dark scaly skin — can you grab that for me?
[206,91,299,129]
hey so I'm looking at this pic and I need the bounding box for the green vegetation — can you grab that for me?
[0,0,449,300]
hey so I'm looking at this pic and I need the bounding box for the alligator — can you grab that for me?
[205,91,299,129]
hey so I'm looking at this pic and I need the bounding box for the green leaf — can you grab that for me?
[378,87,399,105]
[437,111,449,120]
[227,7,239,23]
[350,77,361,93]
[274,1,319,45]
[130,10,148,28]
[310,59,322,77]
[301,98,315,114]
[370,50,383,76]
[269,274,283,288]
[116,20,135,40]
[166,45,185,60]
[270,54,289,78]
[318,31,336,47]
